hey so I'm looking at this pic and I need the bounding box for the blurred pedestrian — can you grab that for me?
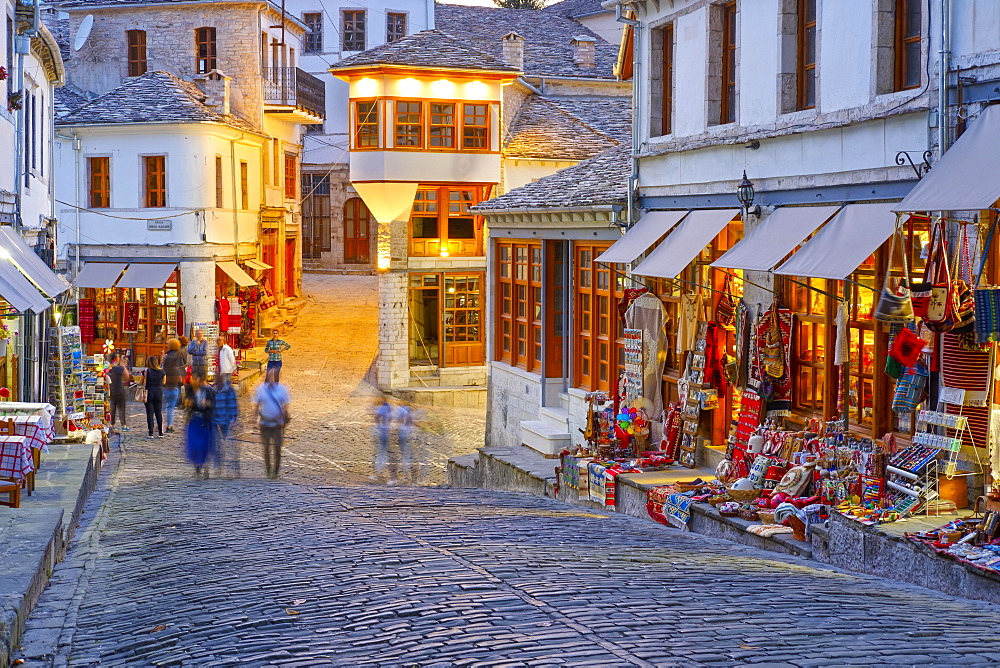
[264,329,291,381]
[142,355,165,438]
[373,395,392,483]
[213,378,240,477]
[254,368,289,479]
[183,374,215,478]
[162,338,184,434]
[393,400,416,484]
[106,353,131,433]
[188,329,208,380]
[217,335,236,389]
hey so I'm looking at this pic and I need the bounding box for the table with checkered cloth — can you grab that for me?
[9,415,52,454]
[0,436,32,480]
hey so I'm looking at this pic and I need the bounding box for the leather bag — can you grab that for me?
[874,223,915,323]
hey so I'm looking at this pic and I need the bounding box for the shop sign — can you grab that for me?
[147,219,172,231]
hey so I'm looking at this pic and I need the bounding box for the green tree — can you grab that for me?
[493,0,545,9]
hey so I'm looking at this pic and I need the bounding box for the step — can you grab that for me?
[520,420,572,457]
[538,406,569,431]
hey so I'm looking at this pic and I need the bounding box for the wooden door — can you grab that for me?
[344,197,371,264]
[285,238,297,298]
[442,273,484,367]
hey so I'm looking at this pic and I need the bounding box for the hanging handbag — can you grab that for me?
[874,223,915,323]
[134,384,148,403]
[974,216,1000,343]
[911,221,948,320]
[948,225,977,334]
[888,326,923,368]
[715,274,737,329]
[761,306,785,379]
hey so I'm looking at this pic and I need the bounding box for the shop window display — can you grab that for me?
[574,242,625,393]
[87,272,180,363]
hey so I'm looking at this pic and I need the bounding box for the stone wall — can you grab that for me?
[65,3,271,123]
[487,363,542,448]
[376,270,409,390]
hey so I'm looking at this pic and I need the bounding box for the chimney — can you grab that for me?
[501,31,525,71]
[571,36,596,69]
[197,69,231,116]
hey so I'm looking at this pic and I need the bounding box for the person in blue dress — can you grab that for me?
[183,375,215,478]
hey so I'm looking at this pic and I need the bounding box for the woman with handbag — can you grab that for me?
[142,355,165,439]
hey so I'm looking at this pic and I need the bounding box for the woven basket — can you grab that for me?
[758,510,776,524]
[707,495,731,507]
[728,488,761,503]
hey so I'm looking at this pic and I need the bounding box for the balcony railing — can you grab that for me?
[262,67,326,120]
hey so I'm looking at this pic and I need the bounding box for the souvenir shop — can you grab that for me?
[558,183,1000,547]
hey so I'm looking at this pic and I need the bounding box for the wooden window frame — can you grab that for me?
[126,29,147,77]
[408,185,485,257]
[195,26,217,74]
[386,12,406,43]
[720,2,737,125]
[87,157,110,209]
[462,103,489,150]
[394,100,423,149]
[573,242,621,393]
[303,12,323,53]
[143,155,166,208]
[796,0,816,110]
[495,241,543,372]
[354,99,379,149]
[894,0,921,91]
[240,160,249,210]
[342,10,366,52]
[214,155,224,209]
[429,102,456,149]
[662,23,674,135]
[283,153,297,200]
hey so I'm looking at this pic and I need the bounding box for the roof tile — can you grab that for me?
[330,29,520,74]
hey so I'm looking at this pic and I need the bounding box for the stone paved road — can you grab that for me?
[16,275,1000,666]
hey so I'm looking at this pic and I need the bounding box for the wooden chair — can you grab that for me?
[0,420,28,496]
[0,480,20,508]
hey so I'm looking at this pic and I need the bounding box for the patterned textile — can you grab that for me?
[259,277,278,311]
[704,321,728,391]
[0,436,32,479]
[941,332,992,406]
[10,415,51,453]
[974,287,1000,343]
[746,524,794,538]
[734,389,764,451]
[228,298,242,333]
[756,306,793,417]
[78,298,96,344]
[560,453,582,490]
[617,287,648,328]
[176,304,185,340]
[647,485,691,530]
[677,294,704,355]
[122,301,140,334]
[588,462,607,504]
[892,361,928,413]
[946,403,991,449]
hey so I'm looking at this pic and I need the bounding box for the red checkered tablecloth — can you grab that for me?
[0,436,32,480]
[9,415,51,453]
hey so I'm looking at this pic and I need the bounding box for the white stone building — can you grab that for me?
[51,0,323,361]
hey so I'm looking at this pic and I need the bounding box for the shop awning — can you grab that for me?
[632,209,741,279]
[774,202,899,280]
[711,205,841,272]
[596,210,689,264]
[115,263,177,289]
[893,105,1000,213]
[0,227,68,298]
[216,261,257,287]
[0,259,50,313]
[74,262,127,289]
[245,259,272,271]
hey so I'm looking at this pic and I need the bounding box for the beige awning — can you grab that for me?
[596,210,689,264]
[774,202,899,280]
[711,205,841,272]
[216,261,257,287]
[115,263,177,289]
[893,105,1000,212]
[0,260,49,313]
[0,227,68,298]
[74,262,127,289]
[632,209,741,279]
[245,259,272,271]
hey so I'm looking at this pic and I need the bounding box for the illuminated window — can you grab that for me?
[395,101,422,148]
[354,101,379,148]
[429,103,455,148]
[462,104,488,150]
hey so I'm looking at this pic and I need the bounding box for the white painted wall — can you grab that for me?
[351,150,501,185]
[671,7,709,138]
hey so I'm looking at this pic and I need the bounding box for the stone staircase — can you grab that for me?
[519,404,572,457]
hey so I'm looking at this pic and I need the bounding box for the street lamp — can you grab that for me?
[737,170,761,217]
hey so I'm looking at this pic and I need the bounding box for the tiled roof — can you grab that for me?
[56,71,261,134]
[543,0,609,18]
[436,3,618,79]
[504,95,620,161]
[53,87,88,119]
[475,147,629,212]
[547,96,632,144]
[330,29,520,74]
[43,12,71,63]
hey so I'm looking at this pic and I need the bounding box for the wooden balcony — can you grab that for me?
[262,67,325,123]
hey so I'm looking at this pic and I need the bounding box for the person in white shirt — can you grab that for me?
[253,368,290,478]
[216,336,237,389]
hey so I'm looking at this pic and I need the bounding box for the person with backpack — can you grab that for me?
[254,368,290,479]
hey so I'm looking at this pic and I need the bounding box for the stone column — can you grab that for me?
[179,259,216,337]
[376,217,410,390]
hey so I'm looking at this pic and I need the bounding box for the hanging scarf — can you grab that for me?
[703,321,728,391]
[176,304,185,340]
[122,301,140,334]
[756,305,794,417]
[78,298,96,344]
[617,287,648,328]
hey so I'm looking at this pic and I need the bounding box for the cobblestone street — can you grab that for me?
[14,275,1000,666]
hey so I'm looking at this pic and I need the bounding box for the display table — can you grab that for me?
[0,436,32,481]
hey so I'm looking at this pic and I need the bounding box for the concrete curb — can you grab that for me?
[0,440,104,668]
[449,446,1000,604]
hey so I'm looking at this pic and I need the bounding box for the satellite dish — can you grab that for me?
[73,15,94,52]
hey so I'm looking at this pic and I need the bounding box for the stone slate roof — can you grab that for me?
[43,12,71,64]
[548,96,631,144]
[543,0,609,18]
[57,71,261,134]
[435,3,618,79]
[505,95,620,161]
[475,147,629,212]
[53,87,88,119]
[330,29,520,74]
